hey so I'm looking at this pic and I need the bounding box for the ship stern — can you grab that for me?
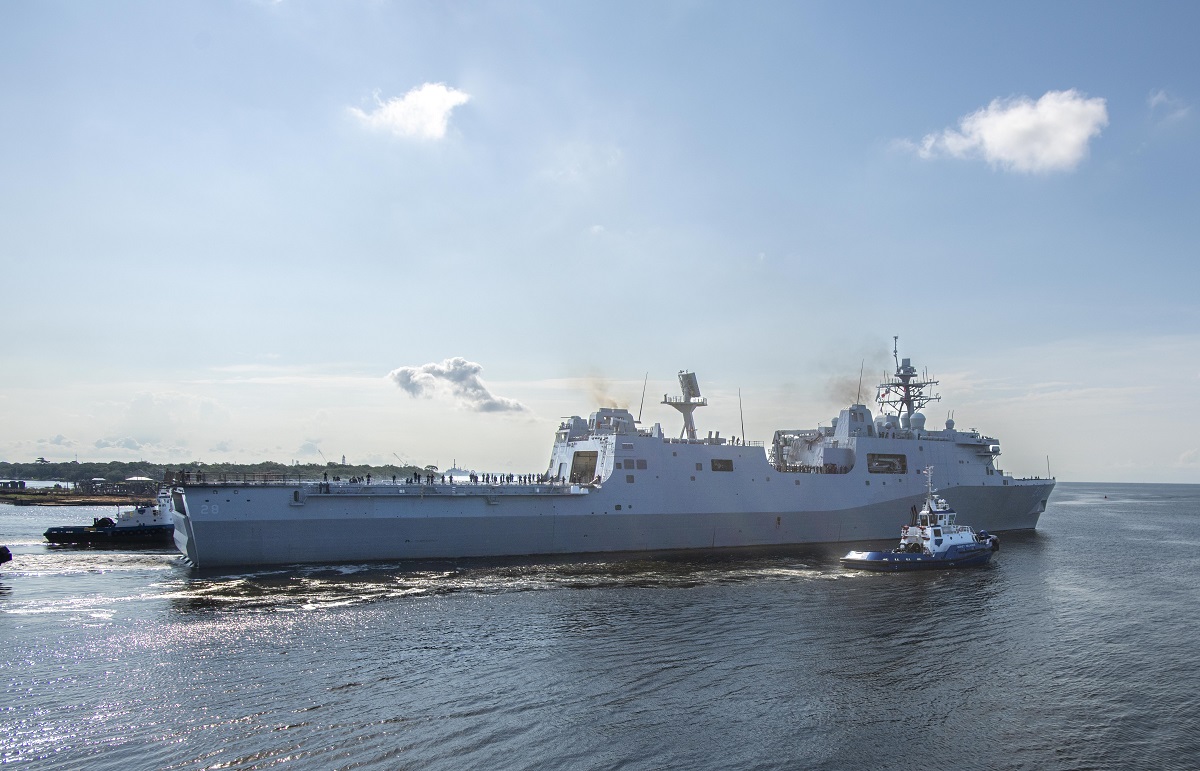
[169,488,200,566]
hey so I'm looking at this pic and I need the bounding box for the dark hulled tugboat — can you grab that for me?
[44,491,174,547]
[840,467,1000,571]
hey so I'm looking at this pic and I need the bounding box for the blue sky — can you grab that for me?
[2,1,1197,482]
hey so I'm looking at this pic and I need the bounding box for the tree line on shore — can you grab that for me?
[0,459,428,485]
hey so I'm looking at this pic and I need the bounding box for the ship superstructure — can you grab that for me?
[770,338,1010,494]
[171,345,1054,568]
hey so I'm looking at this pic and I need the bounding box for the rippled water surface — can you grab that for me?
[3,483,1198,769]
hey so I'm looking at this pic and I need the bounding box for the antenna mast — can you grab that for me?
[637,372,649,423]
[739,388,746,444]
[876,336,941,418]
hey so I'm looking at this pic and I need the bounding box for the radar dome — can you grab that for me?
[945,417,955,430]
[911,412,927,431]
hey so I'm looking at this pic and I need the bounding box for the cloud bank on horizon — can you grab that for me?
[914,89,1108,173]
[348,83,471,140]
[386,357,527,413]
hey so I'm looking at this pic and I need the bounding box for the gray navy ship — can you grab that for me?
[171,342,1054,568]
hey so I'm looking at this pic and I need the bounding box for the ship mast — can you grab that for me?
[876,336,940,418]
[662,370,707,440]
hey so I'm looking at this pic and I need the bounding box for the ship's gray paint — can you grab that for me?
[172,395,1054,567]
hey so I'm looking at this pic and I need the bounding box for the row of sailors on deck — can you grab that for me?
[467,473,548,485]
[772,463,852,475]
[170,469,561,487]
[324,472,556,486]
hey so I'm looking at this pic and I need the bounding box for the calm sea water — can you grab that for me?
[2,482,1198,770]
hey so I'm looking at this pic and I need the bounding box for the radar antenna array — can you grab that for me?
[876,336,941,417]
[662,370,707,440]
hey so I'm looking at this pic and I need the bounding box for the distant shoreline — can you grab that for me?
[0,491,154,507]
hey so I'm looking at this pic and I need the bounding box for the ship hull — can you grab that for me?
[171,477,1053,568]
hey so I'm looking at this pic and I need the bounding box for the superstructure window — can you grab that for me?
[711,459,734,472]
[636,459,647,470]
[624,459,635,469]
[866,453,907,474]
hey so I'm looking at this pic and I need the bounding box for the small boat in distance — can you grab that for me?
[44,491,175,547]
[840,467,999,571]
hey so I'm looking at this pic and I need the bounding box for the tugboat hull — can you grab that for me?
[44,524,175,546]
[45,494,175,547]
[840,544,995,571]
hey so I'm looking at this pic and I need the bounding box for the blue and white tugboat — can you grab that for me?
[840,467,1000,571]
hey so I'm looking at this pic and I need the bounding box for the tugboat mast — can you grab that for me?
[876,336,941,418]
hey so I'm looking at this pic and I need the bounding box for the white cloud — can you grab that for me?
[386,357,527,413]
[541,141,623,186]
[95,436,145,451]
[916,89,1108,173]
[81,392,230,458]
[348,83,471,140]
[295,439,324,457]
[1148,89,1190,126]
